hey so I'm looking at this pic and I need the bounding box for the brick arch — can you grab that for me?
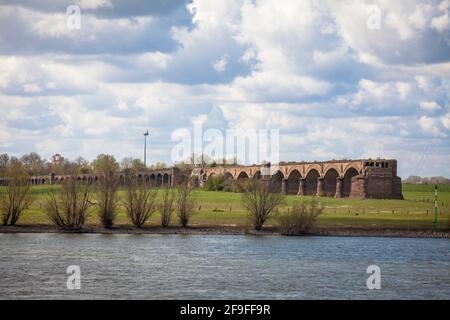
[237,171,249,180]
[304,168,320,195]
[156,173,162,187]
[304,164,323,178]
[207,170,219,179]
[223,172,234,186]
[286,169,301,195]
[163,173,170,186]
[149,174,156,187]
[343,163,363,176]
[286,166,303,178]
[252,170,262,180]
[323,164,343,177]
[342,167,359,197]
[270,170,285,193]
[323,168,339,196]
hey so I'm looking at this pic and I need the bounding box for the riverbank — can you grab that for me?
[0,224,448,238]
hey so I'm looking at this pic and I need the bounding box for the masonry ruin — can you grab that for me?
[14,158,404,199]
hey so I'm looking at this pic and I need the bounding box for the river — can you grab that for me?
[0,234,448,299]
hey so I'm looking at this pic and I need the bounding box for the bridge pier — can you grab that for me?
[297,178,305,196]
[316,177,324,196]
[334,177,343,198]
[281,179,287,195]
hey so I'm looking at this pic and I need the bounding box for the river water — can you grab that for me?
[0,233,448,299]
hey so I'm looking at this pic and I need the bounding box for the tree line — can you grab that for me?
[0,152,169,177]
[403,175,450,185]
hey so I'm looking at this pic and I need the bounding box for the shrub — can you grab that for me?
[176,182,196,227]
[94,155,120,228]
[277,199,323,235]
[44,176,92,230]
[223,186,232,192]
[205,174,226,191]
[1,162,33,226]
[232,179,250,193]
[123,175,158,228]
[242,180,285,231]
[159,187,175,227]
[96,173,120,228]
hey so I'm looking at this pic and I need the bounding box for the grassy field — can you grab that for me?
[2,184,450,230]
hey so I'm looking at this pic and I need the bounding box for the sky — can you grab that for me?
[0,0,449,178]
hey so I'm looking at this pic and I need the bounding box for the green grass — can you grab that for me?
[1,184,450,230]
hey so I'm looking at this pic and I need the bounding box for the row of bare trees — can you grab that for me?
[1,159,321,234]
[42,172,196,231]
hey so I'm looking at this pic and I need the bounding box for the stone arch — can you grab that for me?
[206,172,217,187]
[237,171,249,180]
[323,164,342,177]
[342,167,359,197]
[156,173,162,187]
[304,169,320,196]
[149,174,156,187]
[163,173,170,186]
[323,168,339,197]
[224,172,234,186]
[286,169,301,195]
[270,170,284,193]
[253,170,262,180]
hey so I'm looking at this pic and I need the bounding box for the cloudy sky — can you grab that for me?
[0,0,449,177]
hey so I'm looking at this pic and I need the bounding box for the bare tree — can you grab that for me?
[1,161,33,226]
[176,182,196,227]
[277,199,323,235]
[94,154,120,228]
[44,175,92,230]
[159,187,175,227]
[123,174,158,227]
[242,179,285,231]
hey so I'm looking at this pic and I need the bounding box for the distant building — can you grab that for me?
[51,154,64,165]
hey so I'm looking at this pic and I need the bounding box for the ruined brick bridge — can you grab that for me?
[192,159,403,199]
[24,158,403,199]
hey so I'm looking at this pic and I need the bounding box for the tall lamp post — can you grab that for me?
[143,130,149,168]
[433,184,438,230]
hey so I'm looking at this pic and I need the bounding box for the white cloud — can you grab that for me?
[23,83,42,93]
[419,116,446,137]
[76,0,113,10]
[0,0,449,177]
[431,13,450,32]
[419,100,442,112]
[442,113,450,129]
